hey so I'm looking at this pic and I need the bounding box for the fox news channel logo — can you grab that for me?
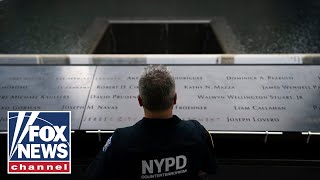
[7,111,71,174]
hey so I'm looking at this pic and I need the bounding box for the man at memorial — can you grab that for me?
[85,64,216,180]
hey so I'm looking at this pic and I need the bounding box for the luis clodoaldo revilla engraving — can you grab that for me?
[0,65,319,132]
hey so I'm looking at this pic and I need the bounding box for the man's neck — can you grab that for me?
[144,108,173,119]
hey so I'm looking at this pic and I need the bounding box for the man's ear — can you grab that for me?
[138,95,143,107]
[173,93,177,105]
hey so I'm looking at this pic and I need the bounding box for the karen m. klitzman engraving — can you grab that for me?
[233,106,286,110]
[227,117,280,122]
[184,85,235,89]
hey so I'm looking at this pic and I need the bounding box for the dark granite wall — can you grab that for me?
[0,0,319,53]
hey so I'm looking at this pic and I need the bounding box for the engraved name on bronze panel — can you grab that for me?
[80,65,320,132]
[0,66,95,131]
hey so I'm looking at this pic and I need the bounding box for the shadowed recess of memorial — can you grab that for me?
[93,23,223,54]
[1,132,320,180]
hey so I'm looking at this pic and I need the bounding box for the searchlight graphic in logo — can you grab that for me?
[8,111,71,174]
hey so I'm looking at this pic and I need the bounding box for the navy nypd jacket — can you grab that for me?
[85,115,216,180]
